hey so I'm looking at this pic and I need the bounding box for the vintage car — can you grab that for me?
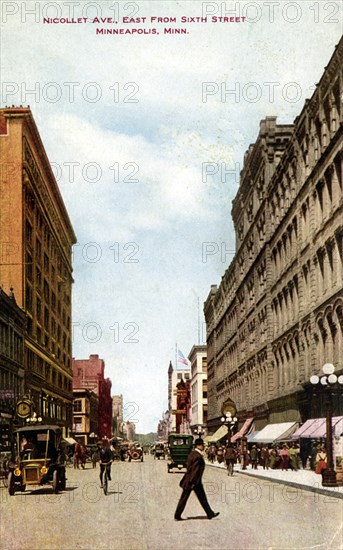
[154,442,165,460]
[128,446,144,462]
[167,434,193,473]
[8,425,67,495]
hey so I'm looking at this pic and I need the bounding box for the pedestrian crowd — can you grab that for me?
[205,441,328,474]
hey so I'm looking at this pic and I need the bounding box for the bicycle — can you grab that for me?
[100,461,111,495]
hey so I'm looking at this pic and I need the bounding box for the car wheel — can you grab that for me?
[52,470,59,494]
[59,470,66,490]
[8,472,15,496]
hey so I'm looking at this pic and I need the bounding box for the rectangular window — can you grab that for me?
[36,297,41,322]
[25,284,32,311]
[44,253,49,272]
[73,400,82,412]
[44,307,49,330]
[26,252,33,281]
[36,267,42,288]
[36,238,42,262]
[26,220,32,245]
[44,280,49,302]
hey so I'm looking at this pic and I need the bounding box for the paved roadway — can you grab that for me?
[1,455,342,550]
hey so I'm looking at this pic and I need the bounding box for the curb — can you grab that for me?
[237,470,343,500]
[205,461,343,500]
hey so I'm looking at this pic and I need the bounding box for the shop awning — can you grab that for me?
[247,431,259,442]
[63,437,78,446]
[204,425,228,443]
[250,422,298,444]
[292,416,343,439]
[231,418,254,442]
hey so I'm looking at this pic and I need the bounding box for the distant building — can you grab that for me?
[167,361,191,434]
[188,345,207,435]
[112,394,123,437]
[72,354,112,439]
[0,107,76,435]
[0,287,26,447]
[123,421,136,442]
[157,410,170,439]
[72,388,98,445]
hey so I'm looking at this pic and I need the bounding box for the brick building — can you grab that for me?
[73,354,112,439]
[205,39,343,432]
[0,107,76,434]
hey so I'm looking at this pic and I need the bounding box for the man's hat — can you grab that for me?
[194,438,204,446]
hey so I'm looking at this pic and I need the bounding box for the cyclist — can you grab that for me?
[99,440,112,487]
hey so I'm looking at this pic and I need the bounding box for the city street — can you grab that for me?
[1,455,342,550]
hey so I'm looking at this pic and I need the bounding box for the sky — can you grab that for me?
[1,1,342,432]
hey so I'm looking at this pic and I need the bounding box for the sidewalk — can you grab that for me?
[205,459,343,499]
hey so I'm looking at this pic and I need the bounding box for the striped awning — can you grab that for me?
[292,416,343,439]
[231,418,254,442]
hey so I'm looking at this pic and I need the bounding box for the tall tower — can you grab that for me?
[0,107,77,433]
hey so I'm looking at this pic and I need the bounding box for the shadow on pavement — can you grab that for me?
[185,515,210,520]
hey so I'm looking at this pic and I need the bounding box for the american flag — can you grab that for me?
[178,349,188,366]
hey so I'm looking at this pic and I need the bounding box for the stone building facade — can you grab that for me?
[0,287,26,447]
[188,345,208,434]
[205,39,343,431]
[72,388,99,445]
[112,394,124,438]
[0,107,76,434]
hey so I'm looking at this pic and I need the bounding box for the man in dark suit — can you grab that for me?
[174,438,219,521]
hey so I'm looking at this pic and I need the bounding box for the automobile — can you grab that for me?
[154,442,165,460]
[128,446,144,462]
[0,449,11,487]
[167,433,193,473]
[7,425,67,495]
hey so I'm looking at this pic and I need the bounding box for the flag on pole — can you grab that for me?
[177,349,188,366]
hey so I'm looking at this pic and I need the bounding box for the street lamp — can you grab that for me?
[220,412,238,444]
[194,425,204,438]
[26,412,42,425]
[310,363,343,487]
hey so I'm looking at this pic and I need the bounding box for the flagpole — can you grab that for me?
[197,296,200,345]
[175,342,177,371]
